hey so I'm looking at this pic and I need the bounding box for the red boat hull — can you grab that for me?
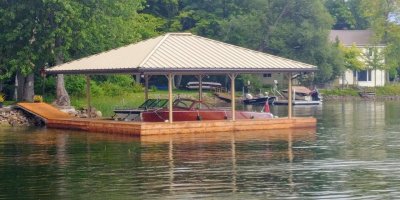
[141,109,273,122]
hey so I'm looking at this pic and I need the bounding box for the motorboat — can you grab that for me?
[141,98,273,122]
[113,99,168,121]
[274,86,322,105]
[243,93,277,105]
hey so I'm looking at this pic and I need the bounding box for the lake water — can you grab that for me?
[1,101,400,199]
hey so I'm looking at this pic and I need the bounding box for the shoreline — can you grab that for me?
[0,106,43,127]
[323,95,400,101]
[1,96,400,127]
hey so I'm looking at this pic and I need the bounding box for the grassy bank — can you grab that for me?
[321,84,400,97]
[70,89,202,117]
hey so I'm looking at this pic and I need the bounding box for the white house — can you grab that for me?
[329,30,386,87]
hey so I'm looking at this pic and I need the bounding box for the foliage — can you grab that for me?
[320,88,359,96]
[325,0,369,30]
[70,89,200,117]
[321,84,400,96]
[33,95,43,103]
[359,0,400,79]
[339,43,365,71]
[215,0,343,84]
[0,0,162,102]
[376,84,400,96]
[237,74,263,92]
[363,47,385,71]
[0,93,5,102]
[3,0,400,102]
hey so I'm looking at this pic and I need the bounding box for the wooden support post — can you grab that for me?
[288,73,292,119]
[229,74,237,121]
[144,75,150,100]
[197,75,203,101]
[168,73,173,123]
[86,75,91,118]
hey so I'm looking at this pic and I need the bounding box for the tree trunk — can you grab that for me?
[22,73,34,102]
[52,49,71,106]
[54,74,70,106]
[16,72,25,101]
[15,72,35,102]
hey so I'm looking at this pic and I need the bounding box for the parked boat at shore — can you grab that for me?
[142,98,273,122]
[243,93,277,105]
[274,86,322,105]
[114,98,273,122]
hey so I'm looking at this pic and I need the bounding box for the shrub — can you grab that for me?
[100,82,125,96]
[33,95,43,102]
[376,85,400,96]
[150,85,158,92]
[0,93,5,102]
[132,81,144,93]
[320,88,359,96]
[65,75,87,96]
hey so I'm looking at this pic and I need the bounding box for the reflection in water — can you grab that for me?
[1,101,400,199]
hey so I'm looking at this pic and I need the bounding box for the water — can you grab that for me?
[1,101,400,199]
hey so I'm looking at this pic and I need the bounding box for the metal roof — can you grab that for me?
[46,32,317,75]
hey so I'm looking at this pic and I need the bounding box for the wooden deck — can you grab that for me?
[17,102,72,120]
[17,103,317,136]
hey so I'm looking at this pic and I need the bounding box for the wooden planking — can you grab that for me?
[17,103,72,120]
[140,118,316,135]
[47,117,316,136]
[17,102,317,136]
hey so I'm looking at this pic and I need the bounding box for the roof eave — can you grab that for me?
[46,67,317,75]
[138,68,318,75]
[45,68,141,75]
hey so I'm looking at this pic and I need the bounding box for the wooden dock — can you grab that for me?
[17,103,317,136]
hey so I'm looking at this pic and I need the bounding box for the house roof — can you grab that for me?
[46,32,317,75]
[329,30,383,47]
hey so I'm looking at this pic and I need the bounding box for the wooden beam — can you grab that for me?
[288,73,292,119]
[86,75,91,118]
[229,74,237,121]
[144,75,151,100]
[197,75,203,101]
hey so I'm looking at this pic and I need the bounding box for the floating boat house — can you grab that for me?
[38,32,318,136]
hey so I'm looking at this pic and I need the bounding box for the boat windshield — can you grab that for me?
[173,99,195,109]
[139,99,168,108]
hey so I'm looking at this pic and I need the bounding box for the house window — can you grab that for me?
[263,73,272,78]
[368,48,373,56]
[357,70,370,81]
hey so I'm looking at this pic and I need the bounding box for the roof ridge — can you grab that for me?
[138,33,175,68]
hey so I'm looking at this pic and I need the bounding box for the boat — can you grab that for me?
[141,98,273,122]
[113,98,168,121]
[274,86,322,105]
[186,81,222,90]
[243,93,277,105]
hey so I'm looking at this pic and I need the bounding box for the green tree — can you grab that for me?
[0,0,162,103]
[324,0,370,30]
[359,0,400,81]
[338,43,365,86]
[339,43,365,71]
[218,0,344,84]
[363,47,386,87]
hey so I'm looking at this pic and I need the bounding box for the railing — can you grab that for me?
[212,87,228,93]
